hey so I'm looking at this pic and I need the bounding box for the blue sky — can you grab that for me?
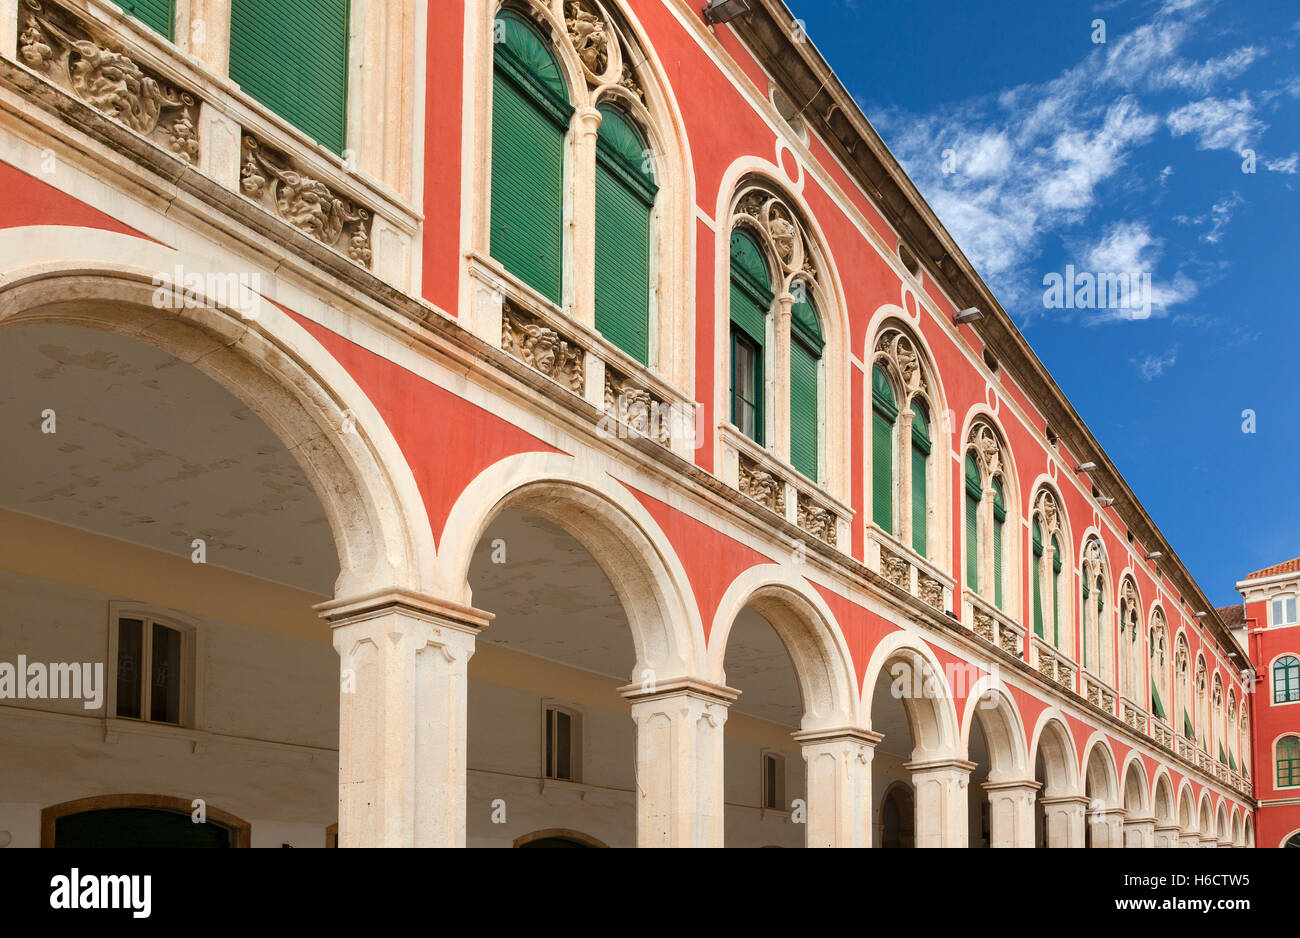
[787,0,1300,606]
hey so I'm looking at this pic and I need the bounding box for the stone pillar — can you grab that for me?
[907,758,974,848]
[1124,816,1156,848]
[319,590,491,848]
[978,489,996,601]
[772,293,793,460]
[896,409,915,546]
[620,679,737,848]
[1041,795,1089,847]
[984,780,1040,848]
[1087,807,1127,848]
[181,0,232,75]
[1154,824,1182,848]
[570,106,603,327]
[794,728,880,848]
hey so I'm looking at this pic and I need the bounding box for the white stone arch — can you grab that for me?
[1173,629,1193,744]
[957,407,1022,617]
[0,247,433,599]
[1177,780,1197,833]
[711,157,853,500]
[1078,530,1113,684]
[1231,808,1244,847]
[1081,733,1121,808]
[708,565,859,729]
[1117,573,1146,711]
[1148,603,1171,727]
[1245,816,1255,848]
[1028,710,1081,798]
[861,632,961,761]
[1120,753,1150,817]
[439,451,705,682]
[1194,652,1210,752]
[1151,768,1176,827]
[960,677,1030,782]
[1215,800,1230,844]
[1197,790,1214,837]
[1026,479,1073,655]
[865,314,952,572]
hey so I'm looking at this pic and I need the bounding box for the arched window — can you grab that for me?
[230,0,352,153]
[1176,636,1192,739]
[491,9,573,304]
[873,366,899,533]
[1119,579,1142,702]
[1196,658,1209,752]
[1032,520,1044,639]
[789,291,824,481]
[594,105,657,364]
[1275,656,1300,704]
[729,229,772,444]
[965,422,1010,610]
[1149,610,1169,723]
[1278,736,1300,788]
[1213,675,1226,765]
[1227,693,1238,770]
[1030,490,1067,649]
[1080,539,1108,679]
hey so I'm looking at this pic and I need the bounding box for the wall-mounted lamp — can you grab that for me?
[1097,497,1115,507]
[1075,462,1098,472]
[954,307,984,325]
[1145,551,1163,561]
[702,0,751,24]
[1194,611,1207,618]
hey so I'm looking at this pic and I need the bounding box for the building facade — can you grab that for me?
[1228,559,1300,849]
[0,0,1257,848]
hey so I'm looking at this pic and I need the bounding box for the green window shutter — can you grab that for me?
[910,402,930,557]
[872,366,898,532]
[594,106,656,364]
[1276,657,1300,704]
[729,230,772,343]
[490,15,571,305]
[1152,685,1166,720]
[1032,520,1044,639]
[730,329,762,442]
[992,478,1005,609]
[122,0,174,39]
[1219,742,1228,766]
[1082,580,1091,668]
[230,0,351,153]
[790,337,819,480]
[1229,750,1237,771]
[964,454,980,589]
[1184,710,1195,739]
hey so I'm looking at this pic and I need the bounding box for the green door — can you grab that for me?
[54,809,231,848]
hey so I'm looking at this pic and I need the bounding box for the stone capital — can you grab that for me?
[618,677,740,707]
[316,588,493,635]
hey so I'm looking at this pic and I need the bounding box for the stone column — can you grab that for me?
[1154,824,1182,848]
[978,488,996,601]
[984,780,1040,848]
[896,409,915,546]
[1088,807,1127,848]
[1124,816,1157,848]
[794,728,880,848]
[1179,833,1201,848]
[570,106,603,327]
[1041,795,1089,847]
[772,293,793,460]
[620,679,738,848]
[181,0,232,75]
[319,590,491,848]
[907,758,974,848]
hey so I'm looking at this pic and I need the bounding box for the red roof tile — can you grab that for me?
[1247,557,1300,579]
[1217,604,1246,628]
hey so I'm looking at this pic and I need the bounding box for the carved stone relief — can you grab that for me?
[501,303,586,393]
[797,493,837,547]
[738,455,785,514]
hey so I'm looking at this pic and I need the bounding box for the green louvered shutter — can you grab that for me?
[789,295,823,481]
[1229,749,1237,771]
[1032,520,1044,639]
[1184,710,1195,739]
[872,366,898,532]
[1051,534,1062,647]
[1152,686,1166,719]
[595,106,656,363]
[122,0,174,38]
[230,0,350,153]
[965,454,980,589]
[992,478,1006,609]
[1082,580,1091,668]
[1219,743,1228,765]
[730,230,771,444]
[910,402,930,557]
[490,14,571,305]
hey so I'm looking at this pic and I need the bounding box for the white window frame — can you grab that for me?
[540,700,584,784]
[760,749,787,812]
[1271,595,1297,627]
[105,602,199,729]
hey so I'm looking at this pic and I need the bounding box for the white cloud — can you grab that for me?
[1153,46,1263,92]
[1135,348,1178,379]
[1173,193,1244,243]
[1266,153,1299,174]
[1166,93,1265,151]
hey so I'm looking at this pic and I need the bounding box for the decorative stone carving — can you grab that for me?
[1087,682,1101,708]
[918,573,944,611]
[17,0,200,162]
[874,328,930,404]
[732,186,813,285]
[738,455,785,514]
[798,493,837,547]
[1055,662,1073,690]
[501,303,586,393]
[564,0,609,75]
[604,368,671,446]
[240,136,373,267]
[968,422,1003,479]
[1033,489,1061,540]
[879,547,910,590]
[999,626,1019,657]
[973,610,995,644]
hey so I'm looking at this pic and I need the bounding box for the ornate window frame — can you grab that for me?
[1080,536,1112,685]
[1118,576,1144,707]
[1028,485,1072,654]
[962,417,1020,619]
[1148,605,1170,725]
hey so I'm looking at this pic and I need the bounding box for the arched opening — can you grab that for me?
[1121,761,1150,846]
[713,577,859,848]
[1216,803,1230,846]
[513,828,608,849]
[1153,774,1176,846]
[41,794,251,848]
[1032,717,1079,848]
[964,686,1031,848]
[878,783,915,848]
[1083,741,1121,848]
[864,639,962,847]
[1198,794,1214,845]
